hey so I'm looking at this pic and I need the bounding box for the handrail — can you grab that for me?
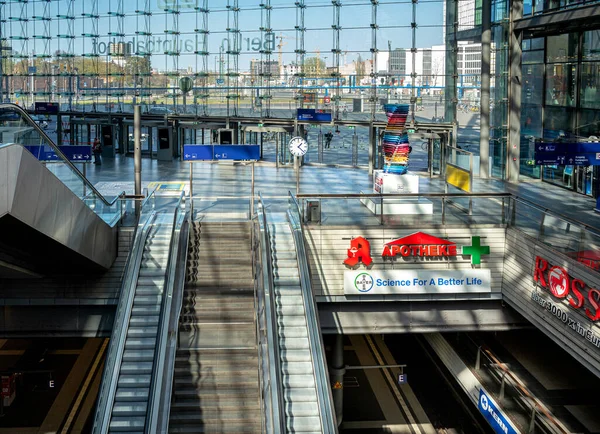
[295,192,512,199]
[92,210,157,434]
[257,193,287,434]
[147,190,189,433]
[0,104,123,207]
[287,192,338,433]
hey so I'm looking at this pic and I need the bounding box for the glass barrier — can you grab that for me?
[0,104,126,226]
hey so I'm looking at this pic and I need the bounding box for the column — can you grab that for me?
[508,0,523,182]
[330,334,345,426]
[479,0,491,178]
[445,0,458,125]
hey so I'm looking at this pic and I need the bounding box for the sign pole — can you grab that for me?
[251,161,255,217]
[189,162,194,217]
[296,156,300,195]
[134,105,142,217]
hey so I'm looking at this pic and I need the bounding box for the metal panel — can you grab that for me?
[0,145,116,270]
[503,227,600,378]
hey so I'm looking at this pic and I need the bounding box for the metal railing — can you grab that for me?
[147,190,190,433]
[91,190,158,434]
[460,335,571,434]
[0,104,124,207]
[288,192,338,433]
[256,194,287,434]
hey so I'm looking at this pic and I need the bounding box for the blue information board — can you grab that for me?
[34,102,60,114]
[297,108,332,122]
[183,144,260,161]
[25,145,92,162]
[478,388,519,434]
[534,142,600,166]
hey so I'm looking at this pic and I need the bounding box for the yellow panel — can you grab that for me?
[446,164,471,193]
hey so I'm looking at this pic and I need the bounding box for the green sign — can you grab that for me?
[462,236,490,265]
[179,76,194,93]
[407,128,416,134]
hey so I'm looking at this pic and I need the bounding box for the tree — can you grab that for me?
[123,56,152,86]
[355,54,365,81]
[303,57,326,77]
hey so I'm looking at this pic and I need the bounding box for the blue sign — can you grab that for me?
[534,142,600,166]
[297,108,332,122]
[534,152,600,166]
[216,78,225,85]
[183,144,260,161]
[25,145,92,162]
[478,388,519,434]
[35,102,60,114]
[28,66,37,75]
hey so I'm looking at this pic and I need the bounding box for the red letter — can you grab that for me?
[569,279,585,309]
[448,245,457,256]
[534,256,548,287]
[344,237,372,267]
[586,289,600,321]
[382,245,392,257]
[400,245,410,256]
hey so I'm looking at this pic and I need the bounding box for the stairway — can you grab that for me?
[168,222,261,434]
[268,214,322,434]
[109,216,173,432]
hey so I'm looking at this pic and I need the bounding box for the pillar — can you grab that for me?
[445,0,458,125]
[508,0,523,182]
[330,334,345,426]
[479,0,491,178]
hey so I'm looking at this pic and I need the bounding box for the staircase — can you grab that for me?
[168,222,262,434]
[109,215,173,432]
[268,214,322,434]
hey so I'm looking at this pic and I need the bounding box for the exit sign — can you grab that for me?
[407,128,416,134]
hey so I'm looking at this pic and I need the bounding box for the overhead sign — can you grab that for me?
[183,144,260,161]
[478,388,520,434]
[534,142,600,166]
[297,108,332,122]
[382,233,490,265]
[534,256,600,321]
[25,145,92,162]
[34,102,59,114]
[344,269,491,295]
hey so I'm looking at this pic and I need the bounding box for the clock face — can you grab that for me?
[289,136,308,157]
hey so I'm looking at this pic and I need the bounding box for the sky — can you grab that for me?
[2,0,447,71]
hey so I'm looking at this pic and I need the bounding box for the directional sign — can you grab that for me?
[535,142,600,154]
[297,108,332,122]
[25,145,92,162]
[534,152,600,166]
[34,102,59,114]
[183,144,260,161]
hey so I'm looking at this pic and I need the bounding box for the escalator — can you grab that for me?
[0,103,124,277]
[92,193,189,434]
[265,195,337,433]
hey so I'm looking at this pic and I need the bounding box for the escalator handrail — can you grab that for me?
[92,210,157,434]
[0,103,124,207]
[147,191,189,434]
[257,193,287,434]
[287,192,338,434]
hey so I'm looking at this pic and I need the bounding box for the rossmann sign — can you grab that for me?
[534,256,600,322]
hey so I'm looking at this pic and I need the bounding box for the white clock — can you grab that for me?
[289,136,308,157]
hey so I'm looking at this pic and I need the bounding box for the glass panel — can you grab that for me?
[546,33,579,63]
[583,30,600,62]
[580,63,600,109]
[545,63,577,107]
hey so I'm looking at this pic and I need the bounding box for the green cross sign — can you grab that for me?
[462,236,490,265]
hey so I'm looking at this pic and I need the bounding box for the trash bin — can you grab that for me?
[305,200,321,223]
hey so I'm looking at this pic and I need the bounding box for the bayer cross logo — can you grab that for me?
[355,273,374,293]
[480,393,489,411]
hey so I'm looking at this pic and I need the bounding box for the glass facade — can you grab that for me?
[0,0,452,123]
[520,29,600,198]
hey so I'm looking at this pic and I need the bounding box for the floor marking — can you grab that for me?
[365,334,422,434]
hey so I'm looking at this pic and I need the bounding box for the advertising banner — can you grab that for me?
[344,269,491,295]
[478,388,520,434]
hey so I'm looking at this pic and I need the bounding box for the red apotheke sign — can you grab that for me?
[534,256,600,321]
[382,232,458,258]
